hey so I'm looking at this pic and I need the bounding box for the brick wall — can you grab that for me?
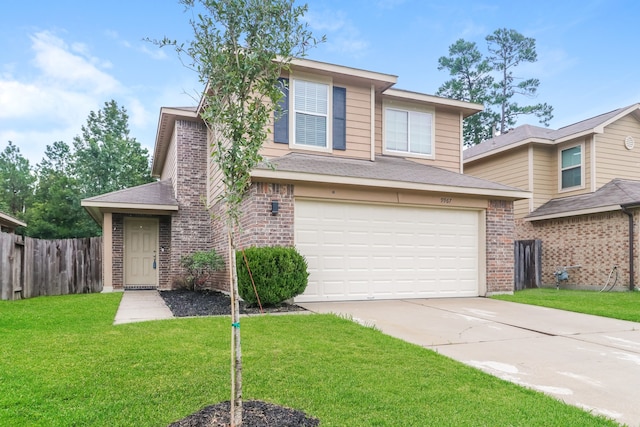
[168,119,215,288]
[485,199,516,294]
[209,181,295,292]
[112,214,124,289]
[516,210,637,289]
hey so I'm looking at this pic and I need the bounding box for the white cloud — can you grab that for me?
[104,28,167,60]
[304,9,369,57]
[30,31,120,94]
[0,31,131,164]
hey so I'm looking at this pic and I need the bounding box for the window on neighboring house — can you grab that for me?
[384,106,433,156]
[294,79,329,148]
[561,145,582,189]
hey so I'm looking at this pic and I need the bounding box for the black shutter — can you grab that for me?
[274,78,289,144]
[333,86,346,150]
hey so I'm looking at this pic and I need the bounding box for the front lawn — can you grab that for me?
[493,288,640,322]
[0,294,619,426]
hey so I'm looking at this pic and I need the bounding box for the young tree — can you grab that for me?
[486,28,553,133]
[158,0,321,424]
[436,39,499,146]
[73,100,154,197]
[0,141,35,218]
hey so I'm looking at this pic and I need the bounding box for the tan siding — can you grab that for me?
[260,80,372,160]
[375,99,383,155]
[160,128,177,195]
[465,147,529,217]
[596,115,640,187]
[532,145,555,210]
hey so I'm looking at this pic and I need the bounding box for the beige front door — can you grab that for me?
[124,218,158,287]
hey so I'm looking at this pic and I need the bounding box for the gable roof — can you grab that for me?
[253,153,531,200]
[464,104,640,162]
[81,180,179,224]
[526,178,640,221]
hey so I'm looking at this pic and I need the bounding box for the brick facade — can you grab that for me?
[209,181,295,292]
[516,210,638,290]
[109,119,213,290]
[485,200,516,294]
[167,120,214,288]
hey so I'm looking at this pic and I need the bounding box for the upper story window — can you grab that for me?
[383,103,434,158]
[273,76,347,152]
[293,79,329,149]
[560,145,582,189]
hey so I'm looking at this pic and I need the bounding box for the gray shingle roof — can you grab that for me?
[82,180,178,207]
[464,104,640,161]
[527,179,640,219]
[257,152,524,193]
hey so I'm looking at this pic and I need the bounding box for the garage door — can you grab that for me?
[295,199,480,302]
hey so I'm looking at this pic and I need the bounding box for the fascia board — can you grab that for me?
[525,204,621,222]
[251,169,532,201]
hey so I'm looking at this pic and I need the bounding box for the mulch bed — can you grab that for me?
[160,289,317,426]
[167,400,320,427]
[159,288,307,317]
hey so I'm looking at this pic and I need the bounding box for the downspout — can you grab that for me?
[621,204,635,291]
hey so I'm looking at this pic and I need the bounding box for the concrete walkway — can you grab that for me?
[113,290,174,325]
[299,298,640,426]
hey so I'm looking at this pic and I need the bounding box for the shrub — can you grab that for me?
[180,249,225,291]
[236,246,309,306]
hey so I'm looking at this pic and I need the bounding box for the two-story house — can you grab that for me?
[83,58,529,301]
[464,104,640,290]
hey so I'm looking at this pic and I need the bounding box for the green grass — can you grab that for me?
[0,294,619,426]
[493,288,640,322]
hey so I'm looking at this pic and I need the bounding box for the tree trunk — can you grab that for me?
[228,229,242,426]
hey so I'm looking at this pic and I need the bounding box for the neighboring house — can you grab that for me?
[464,104,640,289]
[83,58,529,301]
[0,211,26,234]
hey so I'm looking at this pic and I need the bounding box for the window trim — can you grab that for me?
[382,100,435,159]
[558,142,585,192]
[289,73,333,153]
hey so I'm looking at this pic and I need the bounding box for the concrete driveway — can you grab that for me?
[299,298,640,426]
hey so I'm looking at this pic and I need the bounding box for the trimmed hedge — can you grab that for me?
[236,246,309,306]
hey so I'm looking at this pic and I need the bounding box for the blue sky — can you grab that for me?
[1,0,637,165]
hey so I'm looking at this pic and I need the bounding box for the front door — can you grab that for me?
[124,218,158,287]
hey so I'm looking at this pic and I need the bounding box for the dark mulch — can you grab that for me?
[160,291,317,426]
[168,400,320,427]
[159,288,307,317]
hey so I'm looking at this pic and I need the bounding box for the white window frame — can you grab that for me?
[558,142,585,192]
[289,73,333,152]
[382,100,435,159]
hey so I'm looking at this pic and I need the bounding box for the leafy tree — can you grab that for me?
[73,100,153,197]
[25,141,99,238]
[437,29,553,145]
[157,0,321,424]
[437,39,500,146]
[486,28,553,133]
[0,141,35,219]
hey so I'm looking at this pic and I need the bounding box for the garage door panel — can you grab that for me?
[295,199,480,302]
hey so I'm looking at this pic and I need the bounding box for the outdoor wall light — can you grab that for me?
[271,200,279,216]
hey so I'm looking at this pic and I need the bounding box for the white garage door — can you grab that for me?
[295,199,480,302]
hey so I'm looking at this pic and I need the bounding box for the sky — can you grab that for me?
[2,0,639,166]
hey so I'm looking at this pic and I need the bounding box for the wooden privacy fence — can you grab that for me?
[514,239,542,290]
[0,232,102,300]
